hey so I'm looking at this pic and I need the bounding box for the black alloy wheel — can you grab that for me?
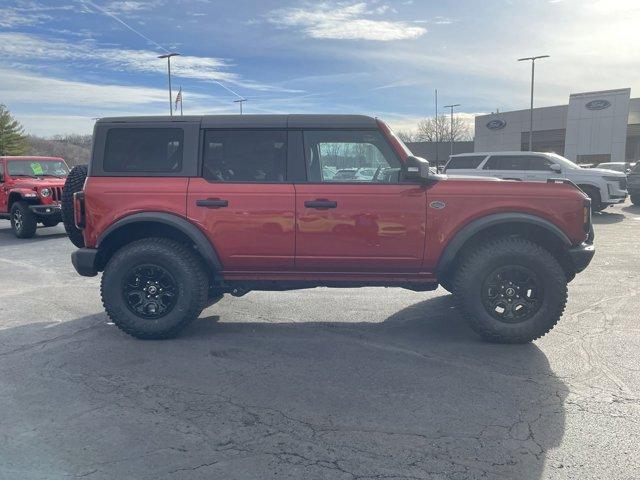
[481,265,543,323]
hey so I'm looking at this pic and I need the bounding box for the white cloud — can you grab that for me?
[267,2,426,41]
[0,32,299,93]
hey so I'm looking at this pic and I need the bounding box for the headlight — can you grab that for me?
[40,188,51,197]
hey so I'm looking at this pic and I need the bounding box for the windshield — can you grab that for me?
[7,160,69,177]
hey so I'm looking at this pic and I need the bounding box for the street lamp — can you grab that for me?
[443,103,461,157]
[234,97,247,114]
[158,52,180,116]
[518,55,549,151]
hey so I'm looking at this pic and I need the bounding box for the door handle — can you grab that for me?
[196,198,229,208]
[304,199,337,209]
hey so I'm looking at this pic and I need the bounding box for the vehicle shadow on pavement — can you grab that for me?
[0,222,67,245]
[592,211,624,224]
[0,295,567,480]
[621,204,640,214]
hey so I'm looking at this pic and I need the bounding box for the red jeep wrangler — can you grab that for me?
[64,115,594,343]
[0,156,69,238]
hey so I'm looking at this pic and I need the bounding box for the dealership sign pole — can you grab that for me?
[518,55,549,151]
[443,103,461,158]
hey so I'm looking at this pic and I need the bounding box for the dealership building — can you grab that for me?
[474,88,640,164]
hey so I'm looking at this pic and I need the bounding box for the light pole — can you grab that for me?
[518,55,549,151]
[443,103,461,157]
[234,98,247,114]
[158,52,180,116]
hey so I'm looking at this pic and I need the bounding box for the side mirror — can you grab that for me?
[404,156,430,182]
[549,164,562,174]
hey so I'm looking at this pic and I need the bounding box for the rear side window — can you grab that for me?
[104,128,183,173]
[445,156,486,170]
[527,156,556,171]
[202,130,287,182]
[484,155,529,170]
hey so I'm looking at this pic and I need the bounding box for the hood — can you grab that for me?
[11,177,66,188]
[576,167,626,177]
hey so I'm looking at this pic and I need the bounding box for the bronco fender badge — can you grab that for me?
[429,200,446,210]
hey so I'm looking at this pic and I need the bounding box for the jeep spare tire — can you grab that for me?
[62,164,88,248]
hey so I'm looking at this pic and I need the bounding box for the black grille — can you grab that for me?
[52,186,63,202]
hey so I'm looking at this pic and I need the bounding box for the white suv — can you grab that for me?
[444,151,628,211]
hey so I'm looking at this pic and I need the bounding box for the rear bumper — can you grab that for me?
[29,204,62,217]
[569,242,595,274]
[71,248,98,277]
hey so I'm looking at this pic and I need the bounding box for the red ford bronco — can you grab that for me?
[64,115,594,343]
[0,156,69,238]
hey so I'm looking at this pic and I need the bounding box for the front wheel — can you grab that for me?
[101,238,209,339]
[631,194,640,206]
[453,237,567,343]
[10,201,37,238]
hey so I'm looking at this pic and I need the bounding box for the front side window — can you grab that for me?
[304,130,401,183]
[484,155,529,170]
[527,156,556,171]
[202,130,287,182]
[104,128,183,173]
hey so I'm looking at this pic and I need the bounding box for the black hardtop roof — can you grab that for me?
[96,114,379,129]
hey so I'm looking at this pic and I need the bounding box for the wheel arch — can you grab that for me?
[436,213,576,283]
[8,191,36,209]
[95,212,222,275]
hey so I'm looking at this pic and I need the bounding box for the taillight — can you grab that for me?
[73,191,85,229]
[583,199,591,233]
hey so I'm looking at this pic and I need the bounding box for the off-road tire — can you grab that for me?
[453,237,567,344]
[101,237,209,339]
[10,201,37,238]
[580,185,604,212]
[631,194,640,206]
[61,164,88,248]
[41,218,59,228]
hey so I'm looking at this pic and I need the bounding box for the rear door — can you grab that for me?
[482,155,528,181]
[187,129,295,271]
[294,129,427,272]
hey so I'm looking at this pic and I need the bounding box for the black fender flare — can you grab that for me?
[97,212,223,271]
[436,213,572,277]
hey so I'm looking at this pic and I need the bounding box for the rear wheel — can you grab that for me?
[10,201,37,238]
[62,164,88,248]
[101,238,209,339]
[631,194,640,206]
[453,237,567,343]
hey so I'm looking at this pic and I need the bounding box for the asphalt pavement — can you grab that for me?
[0,202,638,479]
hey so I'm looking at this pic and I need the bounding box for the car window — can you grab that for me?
[527,156,556,171]
[445,156,486,170]
[484,155,529,170]
[104,128,183,173]
[202,130,287,182]
[303,130,401,183]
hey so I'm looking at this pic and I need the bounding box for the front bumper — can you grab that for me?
[71,248,98,277]
[569,242,595,274]
[29,204,62,217]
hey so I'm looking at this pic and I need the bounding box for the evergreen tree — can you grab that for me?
[0,104,27,156]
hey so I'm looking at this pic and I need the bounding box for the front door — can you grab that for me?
[482,155,527,181]
[187,129,295,271]
[295,129,427,272]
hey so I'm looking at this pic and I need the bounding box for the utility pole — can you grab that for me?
[234,98,247,114]
[518,55,549,151]
[158,52,180,116]
[443,103,461,157]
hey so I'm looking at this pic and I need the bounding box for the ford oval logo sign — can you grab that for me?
[585,99,611,110]
[486,119,506,130]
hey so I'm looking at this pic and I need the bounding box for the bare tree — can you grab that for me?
[395,130,420,143]
[415,114,472,142]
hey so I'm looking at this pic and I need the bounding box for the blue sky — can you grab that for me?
[1,0,638,136]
